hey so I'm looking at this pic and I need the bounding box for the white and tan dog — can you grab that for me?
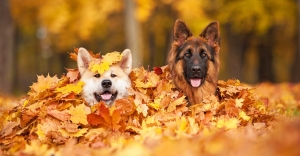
[77,48,132,107]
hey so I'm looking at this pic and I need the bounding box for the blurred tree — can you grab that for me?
[10,0,125,93]
[124,0,143,67]
[4,0,300,95]
[214,0,297,83]
[292,0,300,82]
[0,0,15,94]
[140,0,177,68]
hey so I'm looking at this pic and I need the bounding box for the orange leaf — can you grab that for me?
[111,109,121,130]
[98,103,111,124]
[87,113,105,126]
[115,98,135,115]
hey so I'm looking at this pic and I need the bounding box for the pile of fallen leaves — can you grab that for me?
[1,49,300,156]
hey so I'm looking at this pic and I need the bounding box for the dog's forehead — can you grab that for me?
[188,37,209,48]
[110,65,127,75]
[179,37,211,53]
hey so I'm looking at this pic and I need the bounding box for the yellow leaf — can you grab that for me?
[24,141,56,156]
[148,101,160,110]
[239,111,251,121]
[102,51,123,65]
[23,100,29,107]
[90,61,110,74]
[69,104,88,125]
[216,118,240,130]
[148,95,164,110]
[59,128,88,137]
[188,117,199,135]
[89,52,122,74]
[55,81,84,95]
[36,124,46,141]
[135,81,154,88]
[176,117,188,135]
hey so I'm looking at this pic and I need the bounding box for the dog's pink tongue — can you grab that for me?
[190,78,201,87]
[101,93,112,100]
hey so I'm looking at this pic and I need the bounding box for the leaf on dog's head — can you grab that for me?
[90,61,110,74]
[102,52,123,65]
[89,52,123,74]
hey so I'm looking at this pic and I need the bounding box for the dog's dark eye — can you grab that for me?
[94,74,100,78]
[201,52,207,58]
[184,49,192,58]
[111,74,117,78]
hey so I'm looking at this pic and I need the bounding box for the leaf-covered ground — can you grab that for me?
[0,51,300,156]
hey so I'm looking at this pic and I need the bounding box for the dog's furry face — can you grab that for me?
[77,48,132,107]
[168,20,221,105]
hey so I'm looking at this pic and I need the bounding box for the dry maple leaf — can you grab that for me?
[66,68,80,83]
[55,81,84,95]
[2,48,300,155]
[69,104,89,125]
[69,48,101,61]
[153,66,163,75]
[30,74,59,93]
[90,61,110,74]
[89,51,122,74]
[102,51,123,65]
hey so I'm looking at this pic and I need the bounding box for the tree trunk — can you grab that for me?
[124,0,143,68]
[291,0,300,82]
[0,0,15,94]
[224,24,247,81]
[257,28,275,82]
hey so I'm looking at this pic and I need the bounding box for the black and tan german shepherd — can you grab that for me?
[168,19,221,105]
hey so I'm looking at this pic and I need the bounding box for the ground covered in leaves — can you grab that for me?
[1,50,300,156]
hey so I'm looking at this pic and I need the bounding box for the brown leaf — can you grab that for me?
[64,122,79,133]
[47,110,71,121]
[0,121,19,137]
[65,68,80,83]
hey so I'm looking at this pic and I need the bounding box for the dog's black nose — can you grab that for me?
[191,66,201,73]
[101,80,112,88]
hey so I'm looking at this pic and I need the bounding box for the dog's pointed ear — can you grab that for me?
[77,47,92,75]
[200,21,220,45]
[119,49,132,75]
[174,19,193,45]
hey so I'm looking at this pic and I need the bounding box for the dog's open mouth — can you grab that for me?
[190,78,202,88]
[94,91,118,102]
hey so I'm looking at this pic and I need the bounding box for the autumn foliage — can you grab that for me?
[0,49,300,156]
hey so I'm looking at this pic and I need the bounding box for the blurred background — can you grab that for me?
[0,0,300,96]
